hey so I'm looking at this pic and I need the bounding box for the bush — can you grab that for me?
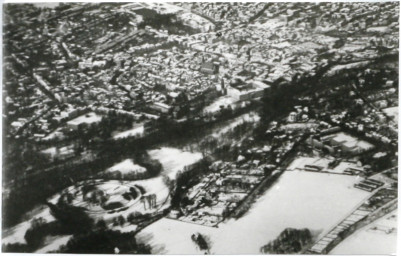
[60,229,151,254]
[260,228,312,254]
[2,243,30,253]
[46,202,94,233]
[24,217,47,249]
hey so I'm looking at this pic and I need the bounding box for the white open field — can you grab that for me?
[211,112,260,138]
[148,147,203,180]
[203,95,239,113]
[383,106,398,123]
[2,193,59,246]
[2,206,55,245]
[35,235,72,253]
[287,156,363,174]
[112,124,144,140]
[137,171,369,254]
[105,158,146,176]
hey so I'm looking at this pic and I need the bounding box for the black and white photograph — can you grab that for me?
[1,1,399,254]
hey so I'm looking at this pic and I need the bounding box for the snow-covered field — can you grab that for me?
[35,235,72,253]
[251,18,285,29]
[203,96,239,113]
[105,159,147,176]
[41,147,58,158]
[2,206,55,245]
[3,210,72,253]
[113,124,144,140]
[148,147,203,179]
[2,176,170,250]
[2,191,60,246]
[330,210,397,255]
[32,2,60,8]
[137,171,368,254]
[287,156,363,174]
[287,157,331,171]
[67,112,102,126]
[383,106,398,123]
[212,112,260,138]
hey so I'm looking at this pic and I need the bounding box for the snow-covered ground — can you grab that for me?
[148,147,203,180]
[35,235,72,253]
[383,106,398,123]
[32,2,60,8]
[330,210,397,255]
[137,171,368,254]
[212,112,260,138]
[203,96,239,114]
[366,26,390,33]
[3,210,72,253]
[2,192,60,246]
[67,112,102,127]
[287,156,363,174]
[2,207,55,245]
[42,128,65,141]
[105,159,147,176]
[113,124,144,140]
[287,157,331,171]
[136,218,215,254]
[41,147,58,158]
[2,175,171,250]
[251,18,285,29]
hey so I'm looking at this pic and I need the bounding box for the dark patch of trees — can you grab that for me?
[135,184,146,195]
[4,205,93,253]
[58,230,150,254]
[103,202,124,211]
[2,242,31,253]
[135,9,200,35]
[260,228,312,254]
[46,202,93,232]
[191,233,209,251]
[170,158,211,209]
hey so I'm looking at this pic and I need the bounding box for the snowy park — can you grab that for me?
[137,171,369,254]
[148,147,203,180]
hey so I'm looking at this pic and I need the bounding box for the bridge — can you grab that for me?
[308,190,397,254]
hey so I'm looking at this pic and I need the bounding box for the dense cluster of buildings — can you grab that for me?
[4,2,399,143]
[1,2,399,255]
